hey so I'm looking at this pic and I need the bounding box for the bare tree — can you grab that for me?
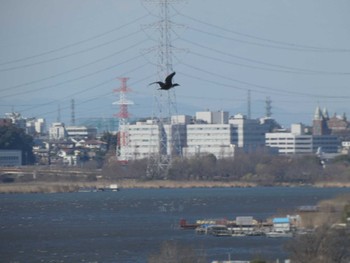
[148,241,206,263]
[285,225,350,263]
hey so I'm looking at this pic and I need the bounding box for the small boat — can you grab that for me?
[78,187,98,193]
[79,184,120,192]
[179,219,199,229]
[266,231,293,238]
[207,225,231,237]
[98,184,120,192]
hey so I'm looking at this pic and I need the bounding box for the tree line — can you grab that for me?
[102,150,350,185]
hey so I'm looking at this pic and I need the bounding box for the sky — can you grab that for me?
[1,0,350,128]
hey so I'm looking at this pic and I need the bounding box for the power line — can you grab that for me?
[174,8,350,53]
[177,62,350,99]
[0,30,144,72]
[0,40,150,98]
[187,26,340,52]
[21,74,153,121]
[1,50,148,95]
[0,14,149,66]
[187,50,326,75]
[178,37,350,75]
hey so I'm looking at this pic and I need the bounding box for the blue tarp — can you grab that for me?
[273,218,290,223]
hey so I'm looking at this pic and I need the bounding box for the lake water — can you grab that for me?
[1,187,349,262]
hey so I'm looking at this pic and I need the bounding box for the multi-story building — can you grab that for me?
[266,132,313,155]
[183,123,235,158]
[65,126,97,140]
[229,114,269,151]
[124,112,270,160]
[127,119,187,160]
[195,110,229,124]
[49,122,67,140]
[0,150,22,166]
[313,135,340,153]
[266,123,340,155]
[26,118,46,136]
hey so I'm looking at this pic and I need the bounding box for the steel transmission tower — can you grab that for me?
[265,96,272,118]
[113,78,134,163]
[144,0,183,178]
[71,99,75,125]
[247,90,251,119]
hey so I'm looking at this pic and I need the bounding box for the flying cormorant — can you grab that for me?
[149,72,179,90]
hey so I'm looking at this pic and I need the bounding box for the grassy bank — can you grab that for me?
[0,180,349,194]
[0,180,258,194]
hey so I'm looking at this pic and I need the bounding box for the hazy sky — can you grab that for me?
[1,0,350,127]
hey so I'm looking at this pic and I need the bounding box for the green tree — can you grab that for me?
[0,125,35,164]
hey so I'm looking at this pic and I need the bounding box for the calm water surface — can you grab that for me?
[1,187,349,262]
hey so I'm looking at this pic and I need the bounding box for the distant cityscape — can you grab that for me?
[1,105,350,167]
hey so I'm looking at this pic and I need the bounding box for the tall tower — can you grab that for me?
[247,90,251,119]
[71,99,75,125]
[113,78,134,163]
[57,104,61,123]
[145,0,182,178]
[265,97,272,118]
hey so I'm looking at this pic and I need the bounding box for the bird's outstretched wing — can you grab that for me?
[165,72,176,86]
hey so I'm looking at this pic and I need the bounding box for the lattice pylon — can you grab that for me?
[145,0,183,179]
[113,78,133,163]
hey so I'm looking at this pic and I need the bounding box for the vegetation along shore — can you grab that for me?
[1,149,350,194]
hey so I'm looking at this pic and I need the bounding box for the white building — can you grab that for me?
[183,124,235,158]
[196,110,229,124]
[266,124,313,155]
[65,126,97,139]
[171,115,191,125]
[121,111,273,160]
[229,114,268,151]
[26,118,46,135]
[127,120,186,160]
[49,122,67,140]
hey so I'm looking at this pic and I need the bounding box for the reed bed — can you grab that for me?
[0,180,258,194]
[0,179,349,194]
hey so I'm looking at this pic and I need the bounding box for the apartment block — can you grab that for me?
[183,124,235,158]
[266,132,313,155]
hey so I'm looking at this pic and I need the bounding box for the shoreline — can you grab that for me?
[0,180,349,194]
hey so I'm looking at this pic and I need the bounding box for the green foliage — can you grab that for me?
[0,125,35,164]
